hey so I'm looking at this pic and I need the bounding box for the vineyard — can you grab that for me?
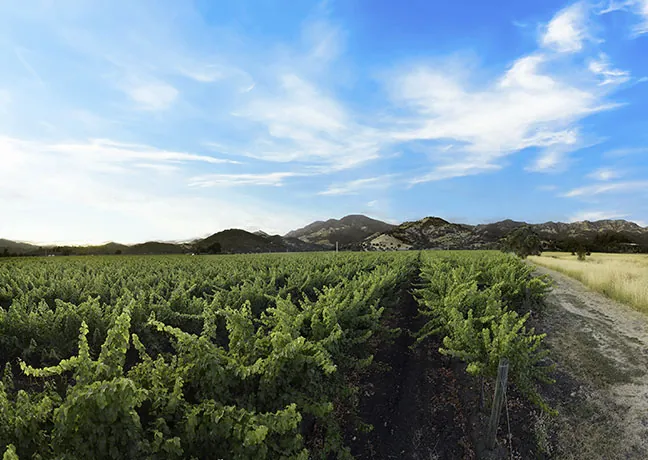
[0,251,553,459]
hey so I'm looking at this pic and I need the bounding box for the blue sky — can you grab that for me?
[1,0,647,244]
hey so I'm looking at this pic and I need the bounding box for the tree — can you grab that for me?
[501,227,542,259]
[115,249,122,255]
[207,242,222,254]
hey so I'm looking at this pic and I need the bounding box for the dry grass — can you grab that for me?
[529,252,648,314]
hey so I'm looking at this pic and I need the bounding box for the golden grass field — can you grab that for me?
[529,252,648,314]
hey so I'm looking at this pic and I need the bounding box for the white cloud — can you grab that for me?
[389,52,605,180]
[302,18,344,65]
[409,162,500,184]
[637,0,648,33]
[227,74,384,170]
[587,167,623,180]
[318,175,393,196]
[568,210,628,221]
[188,172,301,188]
[541,3,589,53]
[604,147,648,157]
[133,163,180,174]
[599,0,648,35]
[46,138,240,169]
[588,54,631,85]
[527,149,570,172]
[179,63,256,92]
[0,135,317,244]
[564,180,648,197]
[123,79,178,111]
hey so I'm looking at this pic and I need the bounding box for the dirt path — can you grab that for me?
[346,283,474,459]
[532,265,648,459]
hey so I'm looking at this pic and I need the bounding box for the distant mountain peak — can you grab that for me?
[285,214,395,247]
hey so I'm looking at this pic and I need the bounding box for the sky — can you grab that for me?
[1,0,647,244]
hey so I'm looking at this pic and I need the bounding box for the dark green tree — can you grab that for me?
[501,226,542,259]
[207,242,222,254]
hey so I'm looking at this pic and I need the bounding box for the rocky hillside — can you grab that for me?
[363,217,648,252]
[285,214,395,248]
[364,217,490,251]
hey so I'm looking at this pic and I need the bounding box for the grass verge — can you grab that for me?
[529,252,648,314]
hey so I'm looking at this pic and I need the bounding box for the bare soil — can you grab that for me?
[531,265,648,459]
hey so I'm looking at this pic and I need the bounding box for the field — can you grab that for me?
[528,252,648,314]
[0,251,555,459]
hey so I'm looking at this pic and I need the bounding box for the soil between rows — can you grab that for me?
[342,283,542,460]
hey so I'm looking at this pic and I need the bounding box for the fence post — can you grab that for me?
[487,358,509,450]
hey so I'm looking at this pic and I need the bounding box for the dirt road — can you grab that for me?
[533,265,648,459]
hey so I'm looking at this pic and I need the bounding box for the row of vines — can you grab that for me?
[0,250,554,459]
[0,253,417,459]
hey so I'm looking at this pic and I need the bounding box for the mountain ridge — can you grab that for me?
[2,215,647,256]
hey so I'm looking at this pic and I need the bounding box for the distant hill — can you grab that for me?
[0,239,39,253]
[2,216,647,257]
[194,229,323,254]
[362,217,648,253]
[285,214,395,248]
[364,217,487,251]
[127,242,187,255]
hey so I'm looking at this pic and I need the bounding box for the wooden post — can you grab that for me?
[487,358,509,450]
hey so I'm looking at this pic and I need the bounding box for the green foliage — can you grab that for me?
[414,251,555,412]
[3,445,19,460]
[501,226,543,259]
[0,252,417,459]
[0,250,557,456]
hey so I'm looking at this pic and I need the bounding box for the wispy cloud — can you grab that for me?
[226,74,384,170]
[540,3,589,53]
[188,172,301,188]
[179,63,256,93]
[599,0,648,35]
[568,210,628,221]
[588,53,631,85]
[527,148,572,172]
[409,162,500,184]
[587,167,623,180]
[13,47,46,88]
[604,147,648,157]
[563,180,648,197]
[318,175,394,196]
[48,139,240,168]
[0,90,10,109]
[121,79,179,111]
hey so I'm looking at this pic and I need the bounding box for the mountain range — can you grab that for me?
[2,215,648,257]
